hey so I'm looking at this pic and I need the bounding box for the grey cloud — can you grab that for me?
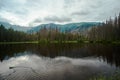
[0,0,120,26]
[87,0,103,8]
[44,16,72,23]
[0,0,3,9]
[29,18,42,26]
[32,18,42,23]
[63,0,76,8]
[0,0,27,16]
[0,17,12,23]
[71,11,90,16]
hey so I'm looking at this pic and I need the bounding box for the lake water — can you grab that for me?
[0,43,120,80]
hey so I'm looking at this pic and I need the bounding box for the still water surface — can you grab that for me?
[0,43,120,80]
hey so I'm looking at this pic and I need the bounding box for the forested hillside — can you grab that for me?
[0,13,120,43]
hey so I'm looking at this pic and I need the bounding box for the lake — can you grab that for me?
[0,43,120,80]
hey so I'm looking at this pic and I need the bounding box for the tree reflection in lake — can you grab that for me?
[0,43,120,80]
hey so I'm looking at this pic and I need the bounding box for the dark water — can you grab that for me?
[0,43,120,80]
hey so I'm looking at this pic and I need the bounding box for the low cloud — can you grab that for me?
[71,11,90,16]
[0,16,12,23]
[44,16,72,23]
[32,18,42,23]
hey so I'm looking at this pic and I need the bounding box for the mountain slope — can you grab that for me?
[0,22,32,32]
[28,22,100,33]
[0,21,101,33]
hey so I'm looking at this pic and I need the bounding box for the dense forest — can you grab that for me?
[88,13,120,42]
[0,13,120,43]
[0,25,37,42]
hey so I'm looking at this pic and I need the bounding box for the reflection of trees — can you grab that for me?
[0,44,92,61]
[0,44,27,61]
[87,44,120,67]
[0,44,120,67]
[27,43,92,58]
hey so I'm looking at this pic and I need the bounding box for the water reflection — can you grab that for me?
[0,44,120,67]
[0,44,90,61]
[0,44,120,80]
[87,44,120,67]
[0,54,118,80]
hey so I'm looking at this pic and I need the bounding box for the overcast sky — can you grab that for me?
[0,0,120,26]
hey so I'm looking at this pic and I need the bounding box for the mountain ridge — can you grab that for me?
[0,21,32,32]
[28,22,101,33]
[0,21,101,33]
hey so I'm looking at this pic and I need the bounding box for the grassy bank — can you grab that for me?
[90,71,120,80]
[0,40,120,44]
[37,40,120,44]
[0,41,39,44]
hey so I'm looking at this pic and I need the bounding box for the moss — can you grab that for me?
[90,72,120,80]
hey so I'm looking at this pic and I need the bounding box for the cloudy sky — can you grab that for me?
[0,0,120,26]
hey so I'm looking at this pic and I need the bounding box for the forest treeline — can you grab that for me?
[0,25,37,42]
[0,13,120,43]
[88,13,120,42]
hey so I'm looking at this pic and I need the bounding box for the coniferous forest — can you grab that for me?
[0,13,120,43]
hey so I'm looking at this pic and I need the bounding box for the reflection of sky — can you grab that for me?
[0,0,120,26]
[2,51,32,61]
[0,54,118,80]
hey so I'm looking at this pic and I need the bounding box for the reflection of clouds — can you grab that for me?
[17,56,29,61]
[0,54,118,80]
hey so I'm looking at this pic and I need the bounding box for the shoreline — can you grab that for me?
[0,40,120,44]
